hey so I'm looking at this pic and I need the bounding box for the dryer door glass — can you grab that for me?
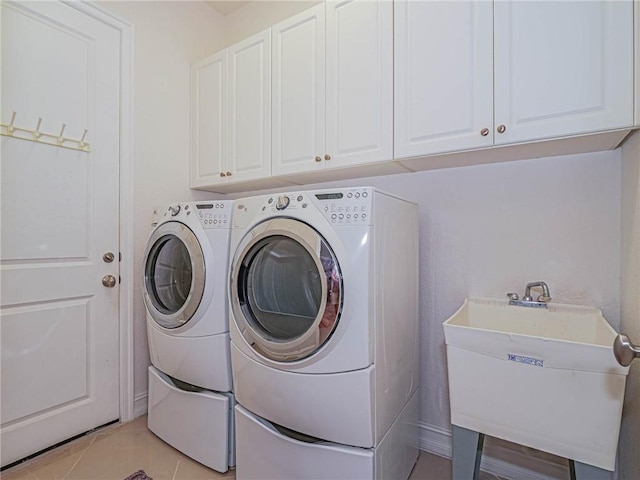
[244,236,321,339]
[144,222,205,329]
[233,218,342,362]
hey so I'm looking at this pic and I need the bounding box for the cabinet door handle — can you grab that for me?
[497,125,506,134]
[315,156,322,162]
[226,171,232,176]
[219,172,226,177]
[480,128,489,137]
[324,154,331,161]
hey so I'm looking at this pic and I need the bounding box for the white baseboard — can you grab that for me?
[418,422,569,480]
[133,392,148,419]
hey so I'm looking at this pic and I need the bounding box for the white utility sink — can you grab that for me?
[443,298,629,471]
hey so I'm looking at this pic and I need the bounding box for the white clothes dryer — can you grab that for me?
[144,201,235,473]
[229,187,419,453]
[144,201,233,391]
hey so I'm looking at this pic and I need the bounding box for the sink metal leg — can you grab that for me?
[569,460,612,480]
[452,425,485,480]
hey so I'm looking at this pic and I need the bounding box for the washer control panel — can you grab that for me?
[153,202,231,229]
[195,202,230,228]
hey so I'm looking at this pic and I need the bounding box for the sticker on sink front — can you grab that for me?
[507,354,543,367]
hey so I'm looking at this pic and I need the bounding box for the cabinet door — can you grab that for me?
[228,29,271,183]
[394,0,493,159]
[325,0,392,168]
[272,3,325,176]
[494,0,633,145]
[191,51,227,187]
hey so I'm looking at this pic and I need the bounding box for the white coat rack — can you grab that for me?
[0,111,91,152]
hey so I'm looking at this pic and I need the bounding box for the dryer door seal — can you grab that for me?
[144,221,205,329]
[231,218,342,362]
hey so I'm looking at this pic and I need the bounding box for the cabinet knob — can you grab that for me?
[220,172,226,177]
[315,156,322,162]
[497,124,506,134]
[226,171,232,176]
[324,154,331,161]
[480,128,489,137]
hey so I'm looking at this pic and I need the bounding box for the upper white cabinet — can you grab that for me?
[271,4,325,176]
[191,50,226,188]
[494,0,633,145]
[272,0,393,177]
[191,29,271,188]
[395,0,634,159]
[394,0,494,158]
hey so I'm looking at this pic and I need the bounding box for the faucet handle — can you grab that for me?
[537,294,552,303]
[507,293,519,301]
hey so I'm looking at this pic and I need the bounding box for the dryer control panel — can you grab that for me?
[313,187,373,225]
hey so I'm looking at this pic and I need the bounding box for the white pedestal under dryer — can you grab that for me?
[228,187,419,479]
[143,201,235,472]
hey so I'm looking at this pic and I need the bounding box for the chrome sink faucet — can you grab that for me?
[523,281,552,303]
[507,281,552,308]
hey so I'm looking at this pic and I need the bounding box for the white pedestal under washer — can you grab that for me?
[143,200,235,472]
[228,187,419,478]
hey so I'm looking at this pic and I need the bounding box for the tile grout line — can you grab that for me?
[171,459,181,480]
[62,433,99,480]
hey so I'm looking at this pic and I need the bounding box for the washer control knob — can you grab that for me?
[275,195,290,210]
[168,205,180,216]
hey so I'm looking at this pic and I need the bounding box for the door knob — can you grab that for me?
[480,128,489,136]
[103,252,115,263]
[497,124,506,134]
[315,156,322,162]
[102,275,117,288]
[613,334,640,366]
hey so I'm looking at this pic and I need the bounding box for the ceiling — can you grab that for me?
[206,1,250,15]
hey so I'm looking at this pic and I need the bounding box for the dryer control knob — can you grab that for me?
[275,195,290,210]
[168,205,181,216]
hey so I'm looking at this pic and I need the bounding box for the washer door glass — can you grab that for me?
[144,222,205,329]
[232,218,342,362]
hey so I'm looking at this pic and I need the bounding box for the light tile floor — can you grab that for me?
[1,416,505,480]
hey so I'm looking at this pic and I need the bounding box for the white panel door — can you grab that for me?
[326,0,393,168]
[272,3,326,176]
[1,1,120,467]
[494,0,634,145]
[228,29,271,183]
[191,50,227,187]
[394,0,493,159]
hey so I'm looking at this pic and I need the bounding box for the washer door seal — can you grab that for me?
[144,221,205,329]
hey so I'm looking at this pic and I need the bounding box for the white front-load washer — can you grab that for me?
[229,187,419,479]
[143,200,235,472]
